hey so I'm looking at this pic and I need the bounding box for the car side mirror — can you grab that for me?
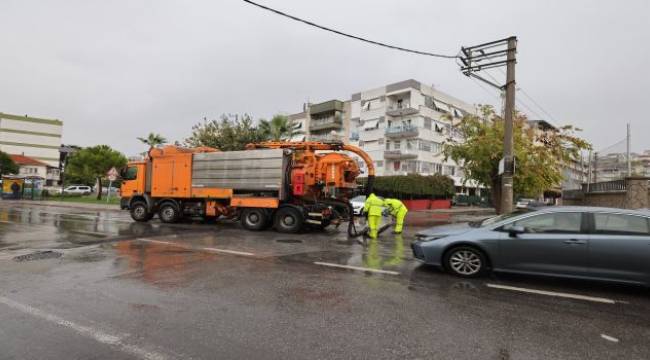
[503,224,526,237]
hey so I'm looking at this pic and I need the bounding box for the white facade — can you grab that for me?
[0,113,63,167]
[347,79,477,187]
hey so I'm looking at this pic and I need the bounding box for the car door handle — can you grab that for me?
[563,239,586,245]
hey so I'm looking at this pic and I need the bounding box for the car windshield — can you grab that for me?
[469,211,529,227]
[351,195,366,203]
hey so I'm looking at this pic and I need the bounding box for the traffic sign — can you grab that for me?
[107,167,119,182]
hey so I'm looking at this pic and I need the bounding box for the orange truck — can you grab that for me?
[119,141,375,233]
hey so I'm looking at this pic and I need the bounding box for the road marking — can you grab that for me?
[139,238,255,257]
[0,295,175,360]
[486,284,617,304]
[314,262,400,275]
[601,334,620,343]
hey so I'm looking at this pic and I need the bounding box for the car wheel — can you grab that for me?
[158,203,180,223]
[444,246,487,278]
[130,201,151,222]
[240,208,268,231]
[274,207,304,233]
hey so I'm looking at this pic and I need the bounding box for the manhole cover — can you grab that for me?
[276,239,303,244]
[13,251,63,262]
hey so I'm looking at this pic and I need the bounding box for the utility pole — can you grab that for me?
[594,152,598,183]
[459,36,517,213]
[586,150,592,192]
[626,123,631,176]
[500,37,517,213]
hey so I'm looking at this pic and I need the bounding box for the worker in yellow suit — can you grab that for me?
[363,193,384,239]
[383,198,408,234]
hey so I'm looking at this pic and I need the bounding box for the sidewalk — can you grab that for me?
[406,207,495,228]
[4,199,122,212]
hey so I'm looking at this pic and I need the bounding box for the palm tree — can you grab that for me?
[137,133,168,148]
[259,114,295,141]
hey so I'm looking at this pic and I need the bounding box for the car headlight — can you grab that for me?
[415,234,447,242]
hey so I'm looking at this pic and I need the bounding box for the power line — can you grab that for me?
[492,67,559,123]
[481,69,544,119]
[242,0,459,59]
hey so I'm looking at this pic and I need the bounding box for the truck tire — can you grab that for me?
[158,203,180,224]
[240,208,268,231]
[130,201,152,222]
[274,207,304,233]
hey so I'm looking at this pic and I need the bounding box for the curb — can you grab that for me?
[3,200,122,213]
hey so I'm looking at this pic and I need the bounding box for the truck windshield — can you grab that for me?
[122,167,138,180]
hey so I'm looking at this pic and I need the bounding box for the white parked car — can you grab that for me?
[63,185,93,195]
[515,198,535,209]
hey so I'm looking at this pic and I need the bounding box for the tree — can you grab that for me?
[443,106,591,213]
[65,145,127,200]
[0,151,18,175]
[259,114,295,141]
[137,133,167,148]
[185,114,266,151]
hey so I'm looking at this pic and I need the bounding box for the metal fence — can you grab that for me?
[583,179,627,193]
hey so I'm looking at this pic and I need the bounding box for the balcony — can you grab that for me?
[386,103,419,117]
[384,149,418,160]
[309,100,344,116]
[309,116,343,131]
[385,124,419,139]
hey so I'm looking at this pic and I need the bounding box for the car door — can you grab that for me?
[496,212,590,277]
[588,212,650,284]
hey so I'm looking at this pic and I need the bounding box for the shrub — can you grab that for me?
[360,174,455,200]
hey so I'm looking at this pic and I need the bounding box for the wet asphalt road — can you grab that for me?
[0,201,648,360]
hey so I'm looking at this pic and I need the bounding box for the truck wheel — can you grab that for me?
[240,208,268,231]
[158,203,180,224]
[130,201,151,222]
[274,207,304,233]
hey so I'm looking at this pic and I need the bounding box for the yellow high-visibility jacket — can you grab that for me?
[383,198,406,217]
[363,193,384,217]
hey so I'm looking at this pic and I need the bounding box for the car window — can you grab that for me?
[593,213,650,235]
[512,212,582,234]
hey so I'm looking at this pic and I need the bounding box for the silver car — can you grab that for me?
[411,206,650,286]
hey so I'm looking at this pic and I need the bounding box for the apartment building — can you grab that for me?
[347,79,477,189]
[526,119,588,192]
[287,80,479,189]
[288,100,350,142]
[0,112,63,168]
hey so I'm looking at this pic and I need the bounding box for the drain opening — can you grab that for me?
[13,251,63,262]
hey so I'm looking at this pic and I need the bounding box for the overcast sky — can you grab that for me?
[1,0,648,156]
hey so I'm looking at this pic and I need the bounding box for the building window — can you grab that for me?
[432,141,442,153]
[443,165,455,176]
[376,160,384,167]
[419,140,431,152]
[424,118,432,130]
[433,163,442,174]
[394,141,401,150]
[385,140,391,150]
[378,138,384,145]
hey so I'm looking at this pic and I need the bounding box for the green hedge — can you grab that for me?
[359,174,455,200]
